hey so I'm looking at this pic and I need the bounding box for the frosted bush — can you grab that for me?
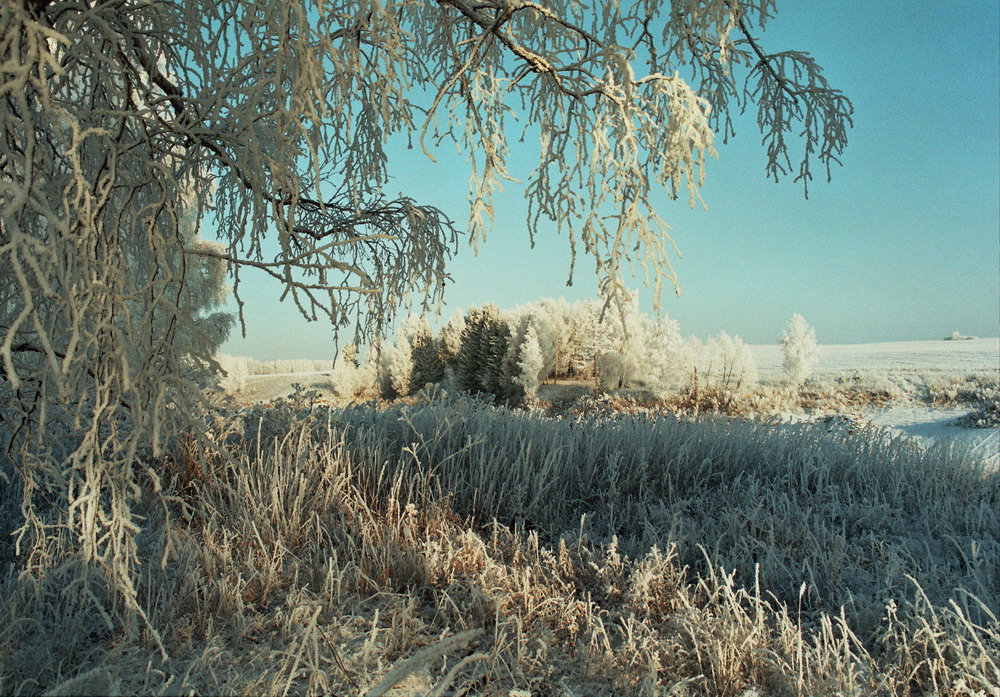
[328,362,376,401]
[216,354,251,393]
[596,352,630,390]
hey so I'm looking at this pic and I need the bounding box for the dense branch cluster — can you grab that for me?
[0,0,851,624]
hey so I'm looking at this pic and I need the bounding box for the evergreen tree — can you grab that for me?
[457,306,485,393]
[438,310,466,371]
[455,304,512,400]
[483,312,512,398]
[410,318,445,393]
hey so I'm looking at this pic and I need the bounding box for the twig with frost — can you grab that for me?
[363,628,485,697]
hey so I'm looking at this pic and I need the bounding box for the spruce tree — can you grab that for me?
[410,320,445,393]
[457,307,485,393]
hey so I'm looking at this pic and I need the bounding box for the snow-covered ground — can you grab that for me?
[750,338,998,463]
[864,406,997,462]
[241,372,334,402]
[751,337,999,375]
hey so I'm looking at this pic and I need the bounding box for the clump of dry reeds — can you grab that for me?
[0,400,996,695]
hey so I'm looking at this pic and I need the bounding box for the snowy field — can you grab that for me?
[750,337,999,375]
[775,406,999,469]
[240,372,335,403]
[865,406,997,463]
[753,338,998,460]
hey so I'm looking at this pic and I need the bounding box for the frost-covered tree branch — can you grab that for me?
[0,0,852,630]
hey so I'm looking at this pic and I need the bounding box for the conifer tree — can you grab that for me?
[438,310,467,371]
[410,319,445,393]
[457,307,485,393]
[483,313,512,399]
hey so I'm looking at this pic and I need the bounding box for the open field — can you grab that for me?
[750,338,1000,376]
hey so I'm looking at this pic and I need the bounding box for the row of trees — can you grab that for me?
[371,296,819,404]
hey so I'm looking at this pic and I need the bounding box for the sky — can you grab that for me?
[220,0,1000,360]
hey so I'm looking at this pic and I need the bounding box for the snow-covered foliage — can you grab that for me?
[216,354,252,393]
[338,343,359,369]
[595,352,630,390]
[438,311,466,369]
[378,331,414,400]
[374,315,446,399]
[505,305,558,381]
[699,332,759,392]
[447,292,697,401]
[535,298,576,377]
[638,315,690,397]
[328,353,377,401]
[513,324,546,402]
[780,313,820,385]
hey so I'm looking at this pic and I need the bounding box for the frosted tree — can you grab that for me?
[438,310,467,373]
[505,305,557,381]
[0,0,852,638]
[514,323,546,403]
[329,346,376,400]
[535,298,575,378]
[216,354,252,394]
[339,343,360,369]
[702,332,759,392]
[379,335,414,400]
[639,314,689,398]
[568,299,611,377]
[780,313,820,385]
[569,290,644,382]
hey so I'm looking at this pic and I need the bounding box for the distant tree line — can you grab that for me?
[372,295,819,404]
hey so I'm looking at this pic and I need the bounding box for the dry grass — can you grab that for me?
[0,397,997,695]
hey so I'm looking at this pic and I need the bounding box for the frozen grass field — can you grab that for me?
[5,339,995,695]
[2,398,997,695]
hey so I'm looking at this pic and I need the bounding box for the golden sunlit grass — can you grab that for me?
[1,397,997,695]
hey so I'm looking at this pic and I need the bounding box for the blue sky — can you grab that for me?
[221,0,1000,360]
